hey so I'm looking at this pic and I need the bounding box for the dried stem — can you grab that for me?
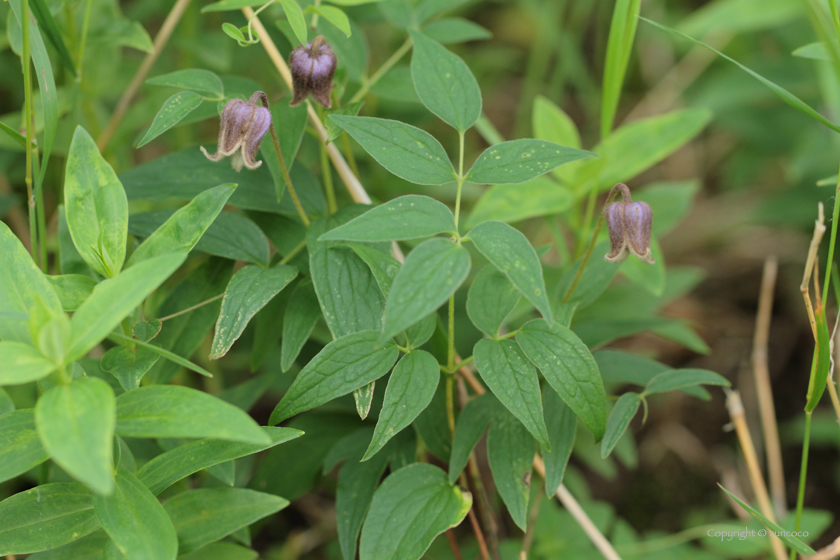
[801,203,826,341]
[97,0,193,150]
[446,529,463,560]
[725,390,787,560]
[158,293,223,322]
[751,256,786,519]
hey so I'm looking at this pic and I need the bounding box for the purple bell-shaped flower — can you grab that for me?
[603,183,654,264]
[200,91,271,171]
[289,35,337,108]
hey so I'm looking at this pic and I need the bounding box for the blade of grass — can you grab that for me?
[642,17,840,135]
[30,0,77,77]
[601,0,641,139]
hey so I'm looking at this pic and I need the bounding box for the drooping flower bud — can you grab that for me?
[603,183,654,264]
[289,35,337,108]
[200,91,271,172]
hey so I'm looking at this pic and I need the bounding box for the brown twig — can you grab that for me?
[467,506,491,560]
[446,529,463,560]
[752,256,786,520]
[520,488,543,559]
[97,0,193,150]
[725,390,787,560]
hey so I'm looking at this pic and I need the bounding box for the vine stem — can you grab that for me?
[98,0,193,150]
[562,218,602,303]
[21,0,38,265]
[791,411,812,560]
[348,37,413,105]
[255,92,309,226]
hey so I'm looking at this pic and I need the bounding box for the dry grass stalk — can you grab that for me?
[751,256,786,519]
[725,390,787,560]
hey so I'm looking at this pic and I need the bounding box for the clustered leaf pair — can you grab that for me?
[201,36,336,171]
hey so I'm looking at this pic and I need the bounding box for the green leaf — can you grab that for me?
[718,485,816,555]
[66,253,187,364]
[678,0,802,37]
[138,427,301,495]
[146,69,224,97]
[487,409,534,530]
[0,388,13,416]
[364,350,439,460]
[0,410,48,484]
[600,392,641,459]
[308,214,386,338]
[109,332,213,379]
[130,210,270,266]
[601,0,640,138]
[120,147,324,217]
[0,342,56,385]
[808,308,832,412]
[542,386,576,496]
[556,241,619,307]
[344,242,401,297]
[321,196,456,242]
[100,346,160,392]
[137,92,205,148]
[0,121,28,149]
[221,22,248,44]
[793,42,829,61]
[533,96,581,149]
[36,378,116,495]
[465,177,576,228]
[359,463,471,560]
[325,101,365,144]
[145,259,233,384]
[94,471,178,560]
[329,0,386,5]
[307,5,351,37]
[644,17,840,135]
[164,488,288,553]
[64,126,129,278]
[448,393,496,484]
[0,483,98,555]
[580,108,712,195]
[337,442,390,560]
[330,116,456,185]
[178,543,258,560]
[280,280,322,372]
[115,385,270,445]
[466,266,520,338]
[516,319,607,441]
[468,221,552,322]
[270,331,400,423]
[203,0,265,12]
[382,238,470,341]
[422,17,491,44]
[129,184,237,267]
[473,339,550,449]
[9,0,57,186]
[0,220,63,344]
[30,0,76,76]
[354,382,376,420]
[319,15,368,81]
[620,238,665,296]
[643,368,730,396]
[25,530,109,560]
[279,0,308,45]
[409,30,481,131]
[466,139,593,185]
[48,275,97,312]
[210,264,298,359]
[251,284,294,371]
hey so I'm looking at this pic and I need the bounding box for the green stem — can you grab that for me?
[821,175,840,300]
[76,0,94,78]
[562,218,603,303]
[791,410,812,560]
[21,0,38,265]
[32,147,47,271]
[266,116,309,225]
[829,0,840,52]
[576,189,598,258]
[454,130,466,231]
[280,238,307,265]
[311,0,321,27]
[445,373,455,436]
[349,37,413,105]
[321,142,337,214]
